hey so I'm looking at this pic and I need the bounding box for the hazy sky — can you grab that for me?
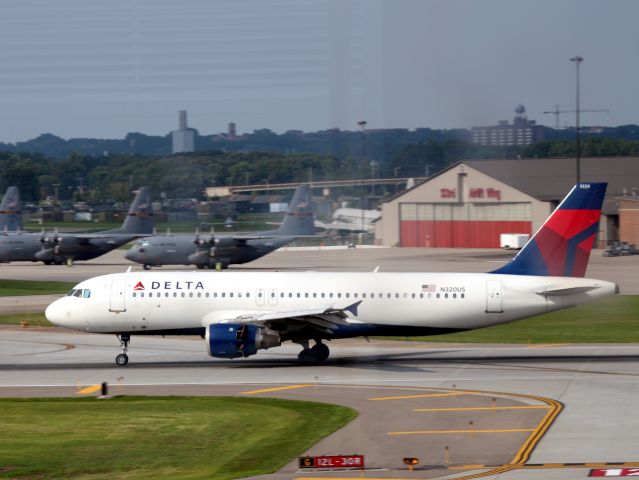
[1,0,637,142]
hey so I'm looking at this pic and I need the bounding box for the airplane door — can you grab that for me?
[486,280,503,313]
[109,279,127,312]
[268,288,278,306]
[256,288,265,306]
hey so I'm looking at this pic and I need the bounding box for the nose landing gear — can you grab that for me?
[115,333,130,366]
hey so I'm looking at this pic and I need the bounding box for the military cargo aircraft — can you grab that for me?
[0,187,153,266]
[124,183,314,270]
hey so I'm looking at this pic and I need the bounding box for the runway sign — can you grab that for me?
[590,468,639,477]
[298,455,364,469]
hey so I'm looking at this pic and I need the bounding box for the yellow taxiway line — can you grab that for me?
[77,384,101,395]
[240,384,315,395]
[388,428,535,435]
[369,391,470,401]
[414,405,551,412]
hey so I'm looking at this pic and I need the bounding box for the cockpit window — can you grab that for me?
[73,289,83,297]
[68,288,91,298]
[83,289,91,298]
[66,289,76,296]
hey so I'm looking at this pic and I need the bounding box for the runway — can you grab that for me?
[1,247,638,479]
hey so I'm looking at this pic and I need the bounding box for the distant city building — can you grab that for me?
[472,105,543,146]
[228,122,236,137]
[171,110,195,154]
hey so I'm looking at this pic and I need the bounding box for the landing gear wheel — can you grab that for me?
[143,264,152,270]
[116,334,130,366]
[115,353,129,366]
[44,260,52,265]
[311,342,330,362]
[297,349,316,364]
[65,257,74,267]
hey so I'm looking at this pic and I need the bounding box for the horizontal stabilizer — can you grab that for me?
[536,285,599,297]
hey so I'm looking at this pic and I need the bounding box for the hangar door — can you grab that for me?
[400,202,532,248]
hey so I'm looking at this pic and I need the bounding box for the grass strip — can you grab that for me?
[0,279,76,296]
[397,296,639,344]
[0,396,356,480]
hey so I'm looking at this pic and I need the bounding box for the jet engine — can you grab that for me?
[206,324,281,359]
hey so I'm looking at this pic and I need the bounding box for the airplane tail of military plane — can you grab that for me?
[0,186,22,232]
[108,186,154,235]
[268,183,315,236]
[492,182,606,278]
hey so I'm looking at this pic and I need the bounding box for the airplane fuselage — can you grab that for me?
[47,271,617,338]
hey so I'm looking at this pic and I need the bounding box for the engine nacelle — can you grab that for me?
[206,324,281,359]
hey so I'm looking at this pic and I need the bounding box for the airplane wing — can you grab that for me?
[201,301,364,335]
[70,233,147,244]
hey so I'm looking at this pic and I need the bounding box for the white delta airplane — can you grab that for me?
[46,183,618,366]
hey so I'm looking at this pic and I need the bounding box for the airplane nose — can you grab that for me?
[124,248,137,260]
[45,298,67,327]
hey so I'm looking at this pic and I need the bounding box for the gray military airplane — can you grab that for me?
[0,186,22,232]
[0,187,153,266]
[125,183,314,270]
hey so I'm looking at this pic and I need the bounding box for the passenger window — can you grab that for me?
[173,292,177,298]
[280,292,284,298]
[345,293,350,298]
[246,293,250,298]
[157,292,161,298]
[419,293,423,298]
[313,293,317,298]
[205,292,209,298]
[305,293,309,298]
[141,292,145,298]
[411,293,415,298]
[321,293,325,298]
[329,293,333,298]
[436,293,440,299]
[289,293,293,298]
[297,293,300,298]
[133,292,137,298]
[238,292,242,298]
[165,292,169,297]
[461,293,465,299]
[395,293,399,299]
[181,292,185,298]
[337,293,341,298]
[222,293,225,298]
[387,293,391,298]
[453,293,457,298]
[197,292,201,298]
[230,292,234,298]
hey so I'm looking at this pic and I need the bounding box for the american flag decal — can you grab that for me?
[421,284,436,292]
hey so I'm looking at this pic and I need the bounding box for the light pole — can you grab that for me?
[570,55,583,183]
[357,121,367,236]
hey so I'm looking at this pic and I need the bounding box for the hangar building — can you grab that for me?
[375,157,639,248]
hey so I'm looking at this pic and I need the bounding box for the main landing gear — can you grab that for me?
[115,333,130,366]
[297,340,330,364]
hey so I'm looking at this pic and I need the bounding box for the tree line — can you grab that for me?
[1,137,638,203]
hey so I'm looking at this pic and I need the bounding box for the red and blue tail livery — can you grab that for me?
[492,183,607,277]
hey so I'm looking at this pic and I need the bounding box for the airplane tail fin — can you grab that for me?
[0,186,22,231]
[270,184,315,236]
[491,182,606,277]
[113,187,154,235]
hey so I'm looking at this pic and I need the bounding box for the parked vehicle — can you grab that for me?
[603,242,639,257]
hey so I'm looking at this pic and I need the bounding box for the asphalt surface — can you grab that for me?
[1,246,638,479]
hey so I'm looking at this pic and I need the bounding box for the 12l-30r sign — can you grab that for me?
[298,455,364,469]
